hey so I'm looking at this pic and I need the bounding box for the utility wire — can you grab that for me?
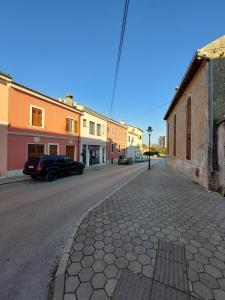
[109,0,130,117]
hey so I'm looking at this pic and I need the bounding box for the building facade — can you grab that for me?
[164,36,225,194]
[0,72,82,177]
[106,119,127,163]
[79,106,107,166]
[126,124,143,159]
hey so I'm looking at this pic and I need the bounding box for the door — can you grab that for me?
[66,145,75,160]
[28,144,45,160]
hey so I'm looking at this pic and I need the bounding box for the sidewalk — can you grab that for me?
[60,162,225,300]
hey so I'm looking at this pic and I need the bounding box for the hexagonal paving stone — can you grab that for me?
[199,272,219,289]
[142,265,154,278]
[90,289,108,300]
[115,257,128,269]
[126,251,138,261]
[209,258,225,270]
[218,278,225,290]
[67,263,82,276]
[64,293,77,300]
[188,260,204,273]
[194,254,209,265]
[105,278,118,297]
[193,281,213,300]
[81,256,94,267]
[138,254,151,265]
[134,245,145,254]
[70,251,83,263]
[79,267,94,282]
[142,240,153,249]
[104,253,116,264]
[213,289,225,300]
[205,265,223,279]
[113,239,123,248]
[73,242,85,251]
[83,245,95,256]
[91,273,107,289]
[114,247,126,258]
[104,264,118,278]
[104,244,115,253]
[93,249,105,260]
[92,259,106,273]
[185,244,199,254]
[94,241,104,249]
[76,282,93,299]
[187,267,199,282]
[65,276,80,293]
[128,261,142,274]
[199,248,213,258]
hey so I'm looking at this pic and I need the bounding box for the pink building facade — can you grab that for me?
[106,119,127,163]
[0,72,82,177]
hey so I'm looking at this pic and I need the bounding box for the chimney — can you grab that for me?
[65,94,75,107]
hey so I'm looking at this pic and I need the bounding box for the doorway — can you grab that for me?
[66,145,75,160]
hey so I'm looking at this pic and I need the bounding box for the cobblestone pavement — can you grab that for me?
[64,162,225,300]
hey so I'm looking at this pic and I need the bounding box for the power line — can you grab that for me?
[109,0,130,117]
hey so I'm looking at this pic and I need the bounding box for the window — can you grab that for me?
[97,124,101,136]
[111,143,114,153]
[173,115,176,156]
[49,144,59,155]
[167,122,170,155]
[66,118,77,133]
[83,119,87,127]
[28,144,45,160]
[118,144,121,152]
[186,97,192,160]
[31,106,44,127]
[111,127,114,136]
[129,136,131,142]
[89,121,95,135]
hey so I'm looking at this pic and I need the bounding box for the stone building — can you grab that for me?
[164,35,225,194]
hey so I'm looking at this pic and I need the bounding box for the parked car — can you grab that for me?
[118,155,134,165]
[135,156,147,163]
[23,155,85,181]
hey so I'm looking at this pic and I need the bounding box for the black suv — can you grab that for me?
[23,155,85,181]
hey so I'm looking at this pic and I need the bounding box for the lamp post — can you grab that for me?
[147,126,153,170]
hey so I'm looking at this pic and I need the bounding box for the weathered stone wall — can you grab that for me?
[166,62,209,188]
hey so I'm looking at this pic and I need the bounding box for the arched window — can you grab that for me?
[173,115,176,156]
[186,97,191,160]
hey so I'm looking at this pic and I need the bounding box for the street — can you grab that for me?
[0,161,154,300]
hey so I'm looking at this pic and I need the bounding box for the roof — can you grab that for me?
[164,35,225,120]
[164,53,204,120]
[83,106,108,121]
[10,80,82,114]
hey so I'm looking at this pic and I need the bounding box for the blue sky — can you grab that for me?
[0,0,225,144]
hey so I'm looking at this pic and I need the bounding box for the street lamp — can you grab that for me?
[147,126,153,170]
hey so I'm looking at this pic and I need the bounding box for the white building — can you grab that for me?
[79,106,107,167]
[120,121,143,159]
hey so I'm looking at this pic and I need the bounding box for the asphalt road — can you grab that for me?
[0,161,159,300]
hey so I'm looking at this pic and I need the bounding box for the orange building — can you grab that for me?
[0,72,82,177]
[106,119,127,163]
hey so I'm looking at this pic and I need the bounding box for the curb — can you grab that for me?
[52,165,148,300]
[0,176,30,186]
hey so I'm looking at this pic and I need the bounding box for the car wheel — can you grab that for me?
[30,175,37,179]
[46,170,58,181]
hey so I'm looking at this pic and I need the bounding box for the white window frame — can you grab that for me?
[83,119,87,127]
[89,121,95,135]
[26,143,46,160]
[66,117,77,134]
[30,105,45,128]
[48,143,59,155]
[97,123,101,136]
